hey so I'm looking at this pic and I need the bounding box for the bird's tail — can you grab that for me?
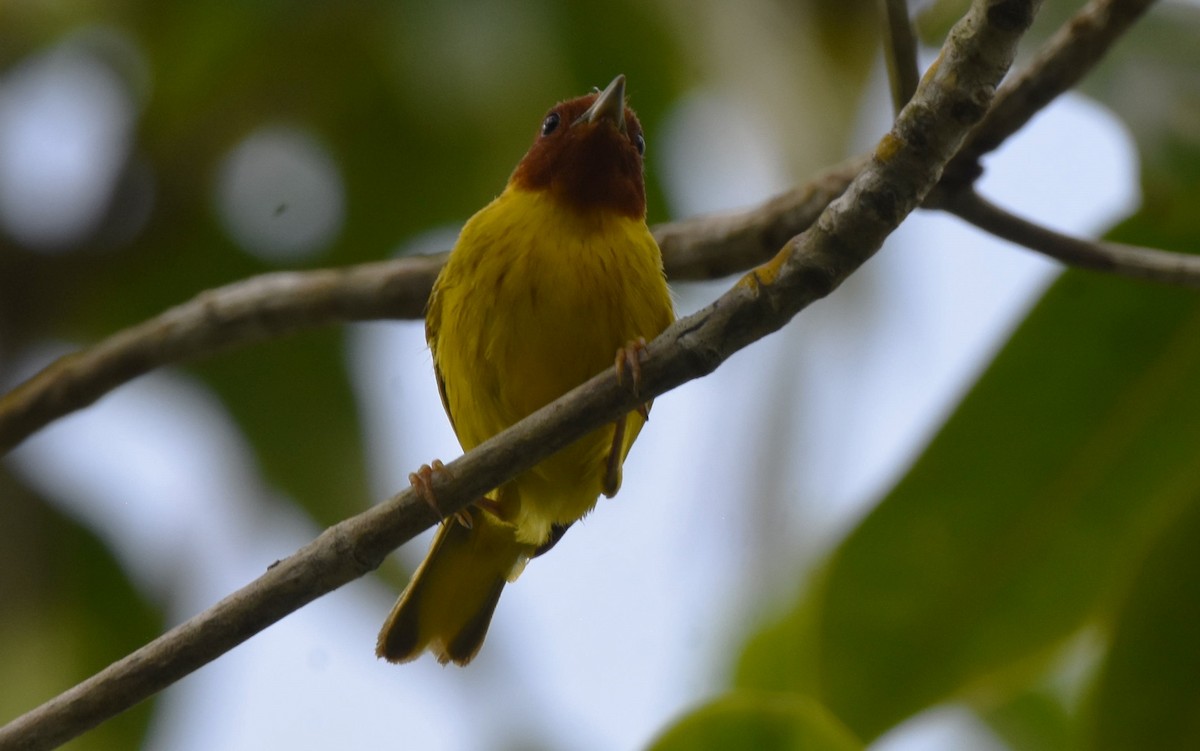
[376,506,529,666]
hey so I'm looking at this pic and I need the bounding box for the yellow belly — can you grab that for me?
[427,186,674,544]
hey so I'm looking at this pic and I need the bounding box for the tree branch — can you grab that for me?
[0,0,1038,747]
[945,189,1200,286]
[0,157,866,457]
[0,255,444,455]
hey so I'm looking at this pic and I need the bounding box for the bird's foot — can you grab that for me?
[408,460,472,527]
[613,337,648,395]
[614,337,653,421]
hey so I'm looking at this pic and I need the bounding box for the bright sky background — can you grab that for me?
[3,39,1138,751]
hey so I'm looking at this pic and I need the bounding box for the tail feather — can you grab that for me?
[376,507,528,665]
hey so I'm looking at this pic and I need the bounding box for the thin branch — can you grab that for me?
[0,255,444,455]
[0,157,865,457]
[0,0,1037,747]
[881,0,921,113]
[939,0,1158,187]
[945,189,1200,286]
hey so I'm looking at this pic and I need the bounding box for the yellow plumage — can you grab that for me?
[377,75,674,665]
[432,187,672,542]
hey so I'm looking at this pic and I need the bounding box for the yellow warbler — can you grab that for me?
[377,75,674,665]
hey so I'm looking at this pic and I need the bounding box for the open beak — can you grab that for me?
[577,74,626,134]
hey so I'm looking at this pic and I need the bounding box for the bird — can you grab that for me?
[375,75,675,666]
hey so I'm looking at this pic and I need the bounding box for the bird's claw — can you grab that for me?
[409,460,470,526]
[614,338,652,420]
[614,337,648,395]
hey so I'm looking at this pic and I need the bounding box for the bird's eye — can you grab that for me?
[541,112,560,136]
[634,133,646,155]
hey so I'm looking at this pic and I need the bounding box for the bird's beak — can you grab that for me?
[578,74,627,134]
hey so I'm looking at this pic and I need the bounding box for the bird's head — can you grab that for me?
[510,75,647,219]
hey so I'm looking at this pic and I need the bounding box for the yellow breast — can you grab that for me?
[426,185,674,542]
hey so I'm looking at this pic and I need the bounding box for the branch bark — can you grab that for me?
[0,0,1038,747]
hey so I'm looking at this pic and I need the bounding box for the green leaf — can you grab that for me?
[730,242,1200,740]
[647,692,862,751]
[982,688,1074,751]
[0,467,162,750]
[736,583,822,697]
[1084,496,1200,750]
[812,269,1200,739]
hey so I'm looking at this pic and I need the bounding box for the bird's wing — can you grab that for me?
[424,281,459,437]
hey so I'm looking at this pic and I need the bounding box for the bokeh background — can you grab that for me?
[2,0,1200,749]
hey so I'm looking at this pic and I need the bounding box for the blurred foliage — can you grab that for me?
[3,0,1200,749]
[0,0,693,532]
[1085,487,1200,750]
[725,3,1200,747]
[0,468,161,751]
[739,265,1200,739]
[646,692,862,751]
[982,688,1075,751]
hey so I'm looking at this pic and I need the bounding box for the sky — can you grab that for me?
[2,39,1139,751]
